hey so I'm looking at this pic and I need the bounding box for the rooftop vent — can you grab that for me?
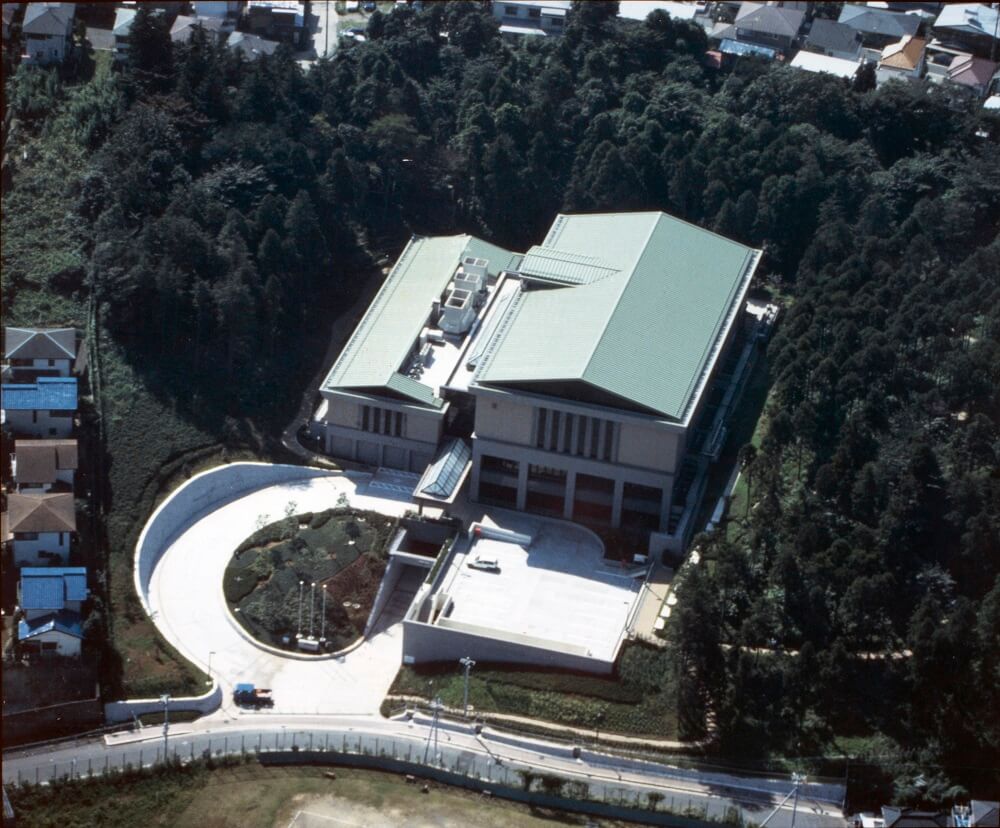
[439,288,475,334]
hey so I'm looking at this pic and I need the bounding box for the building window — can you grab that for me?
[536,408,547,448]
[361,405,405,437]
[535,407,618,461]
[20,532,40,541]
[504,5,519,16]
[528,7,540,18]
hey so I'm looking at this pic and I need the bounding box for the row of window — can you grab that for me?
[360,405,406,437]
[501,5,563,25]
[534,407,618,462]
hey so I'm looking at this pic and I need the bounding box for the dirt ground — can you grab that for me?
[280,790,628,828]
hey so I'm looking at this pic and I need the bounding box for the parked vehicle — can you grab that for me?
[234,683,274,709]
[467,556,500,572]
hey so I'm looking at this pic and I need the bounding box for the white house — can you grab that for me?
[12,439,78,493]
[1,377,77,438]
[790,50,860,80]
[18,613,83,657]
[492,0,571,37]
[4,492,76,565]
[877,35,927,84]
[21,3,76,65]
[3,327,77,381]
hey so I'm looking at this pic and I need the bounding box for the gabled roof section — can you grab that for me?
[948,54,998,87]
[806,19,862,54]
[20,567,88,610]
[415,438,472,501]
[14,439,79,484]
[18,611,83,641]
[934,4,999,39]
[4,327,76,361]
[477,212,760,423]
[735,2,804,38]
[1,377,77,410]
[839,5,921,38]
[880,35,925,70]
[22,3,75,36]
[321,234,518,407]
[7,492,76,534]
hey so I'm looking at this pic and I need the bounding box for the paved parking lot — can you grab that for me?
[438,516,642,662]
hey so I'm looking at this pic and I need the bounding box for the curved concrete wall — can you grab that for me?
[104,683,223,724]
[133,462,337,613]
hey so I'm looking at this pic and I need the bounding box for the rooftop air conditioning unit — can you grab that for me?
[438,288,475,334]
[459,257,489,291]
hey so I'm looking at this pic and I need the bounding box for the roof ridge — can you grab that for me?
[579,213,662,385]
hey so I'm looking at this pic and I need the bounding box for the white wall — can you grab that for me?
[3,410,74,438]
[105,683,223,723]
[24,34,68,65]
[13,532,71,565]
[24,630,81,657]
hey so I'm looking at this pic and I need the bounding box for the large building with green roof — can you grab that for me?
[313,211,762,552]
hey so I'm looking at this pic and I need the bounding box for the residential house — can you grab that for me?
[314,212,762,556]
[3,327,77,381]
[804,18,863,61]
[193,0,246,29]
[945,54,998,97]
[5,491,76,565]
[877,35,927,84]
[17,612,83,657]
[113,7,139,62]
[491,0,571,38]
[11,439,78,493]
[790,50,860,80]
[19,567,88,621]
[245,1,308,48]
[933,4,1000,60]
[21,2,75,65]
[227,30,279,58]
[839,4,922,49]
[169,14,226,43]
[714,2,805,56]
[1,377,78,438]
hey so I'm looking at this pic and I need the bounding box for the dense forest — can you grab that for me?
[3,0,998,803]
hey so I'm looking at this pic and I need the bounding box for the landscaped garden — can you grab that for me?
[224,508,397,652]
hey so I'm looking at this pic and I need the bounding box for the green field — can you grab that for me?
[225,509,396,651]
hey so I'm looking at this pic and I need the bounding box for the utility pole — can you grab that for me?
[309,582,316,638]
[325,0,329,57]
[759,773,806,828]
[296,580,304,639]
[459,656,476,716]
[320,584,327,643]
[160,694,171,763]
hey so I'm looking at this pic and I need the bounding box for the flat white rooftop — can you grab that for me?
[435,514,643,663]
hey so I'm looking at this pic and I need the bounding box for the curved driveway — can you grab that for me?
[146,470,417,717]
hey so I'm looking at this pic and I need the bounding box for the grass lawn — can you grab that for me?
[388,641,679,740]
[7,761,640,828]
[224,509,396,651]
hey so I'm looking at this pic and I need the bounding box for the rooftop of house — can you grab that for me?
[734,2,805,38]
[840,4,922,38]
[13,439,79,484]
[321,235,520,408]
[880,35,927,69]
[1,376,78,411]
[618,1,700,22]
[113,7,138,36]
[227,30,281,58]
[934,3,999,39]
[4,327,76,361]
[20,567,89,610]
[474,212,760,423]
[170,14,226,40]
[717,37,777,58]
[495,0,572,10]
[18,610,83,641]
[948,53,998,86]
[6,492,76,534]
[22,2,75,36]
[790,50,860,78]
[806,18,863,53]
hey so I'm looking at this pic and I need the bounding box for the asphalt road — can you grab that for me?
[3,713,846,828]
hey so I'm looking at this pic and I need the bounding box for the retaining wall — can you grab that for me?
[104,683,223,724]
[134,462,337,611]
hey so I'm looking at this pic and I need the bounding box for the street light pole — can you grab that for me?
[160,694,171,763]
[309,582,316,638]
[459,657,476,716]
[320,585,327,643]
[297,580,304,639]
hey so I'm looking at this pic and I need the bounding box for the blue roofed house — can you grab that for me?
[19,567,88,621]
[17,612,83,657]
[1,376,77,437]
[17,567,87,658]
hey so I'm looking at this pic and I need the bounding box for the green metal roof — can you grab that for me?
[321,234,519,407]
[477,213,760,423]
[518,246,620,285]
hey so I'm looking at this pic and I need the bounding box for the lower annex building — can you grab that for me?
[312,211,763,556]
